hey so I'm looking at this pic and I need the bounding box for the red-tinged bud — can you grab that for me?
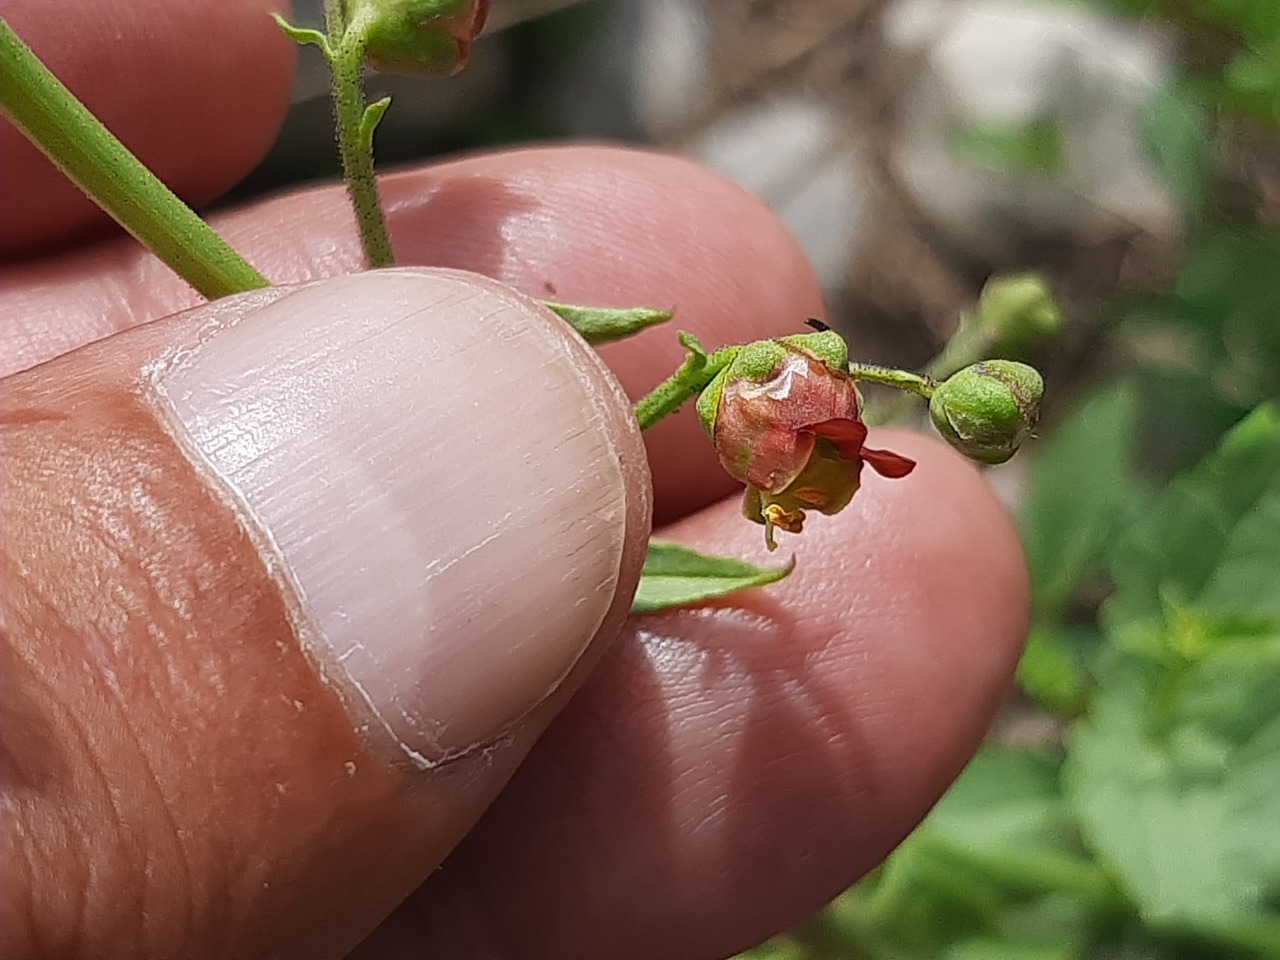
[704,340,916,549]
[351,0,490,76]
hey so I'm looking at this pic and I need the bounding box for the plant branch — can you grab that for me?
[633,334,734,430]
[323,6,396,268]
[0,18,267,298]
[847,361,939,398]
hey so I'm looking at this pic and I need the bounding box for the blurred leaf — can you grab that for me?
[950,117,1066,176]
[1022,383,1147,622]
[1199,485,1280,616]
[1018,626,1098,714]
[943,939,1078,960]
[1142,82,1214,217]
[1066,407,1280,943]
[1224,37,1280,126]
[1105,403,1280,629]
[830,747,1117,959]
[1067,681,1280,933]
[631,540,793,614]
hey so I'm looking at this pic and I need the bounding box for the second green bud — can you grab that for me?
[930,360,1044,465]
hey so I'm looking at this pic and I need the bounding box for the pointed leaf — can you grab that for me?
[543,302,673,346]
[631,540,793,614]
[271,14,331,54]
[359,96,392,148]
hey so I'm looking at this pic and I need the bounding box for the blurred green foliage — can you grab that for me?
[743,0,1280,957]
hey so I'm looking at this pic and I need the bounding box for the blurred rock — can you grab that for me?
[885,0,1182,263]
[689,95,869,301]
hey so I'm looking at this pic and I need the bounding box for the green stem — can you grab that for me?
[0,18,267,298]
[847,361,939,398]
[325,6,395,268]
[633,338,734,430]
[324,0,348,35]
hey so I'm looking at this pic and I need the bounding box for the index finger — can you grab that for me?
[0,0,295,254]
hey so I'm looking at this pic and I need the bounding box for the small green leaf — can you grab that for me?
[543,302,673,346]
[359,96,392,148]
[631,540,793,614]
[272,14,332,55]
[1017,626,1097,715]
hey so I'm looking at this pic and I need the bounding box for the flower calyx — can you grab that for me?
[697,331,915,550]
[348,0,490,76]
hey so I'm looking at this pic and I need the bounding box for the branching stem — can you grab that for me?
[0,18,266,298]
[847,362,939,398]
[324,4,396,267]
[633,336,734,430]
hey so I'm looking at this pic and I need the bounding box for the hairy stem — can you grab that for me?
[0,18,267,297]
[633,339,734,431]
[325,5,396,268]
[847,361,939,398]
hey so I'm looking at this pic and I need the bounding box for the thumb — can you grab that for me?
[0,269,651,960]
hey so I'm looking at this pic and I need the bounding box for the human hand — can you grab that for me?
[0,3,1029,958]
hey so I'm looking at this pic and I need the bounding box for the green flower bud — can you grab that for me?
[350,0,489,76]
[975,273,1063,354]
[930,360,1044,465]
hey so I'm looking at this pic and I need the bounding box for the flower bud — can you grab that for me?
[929,360,1044,464]
[698,332,914,549]
[350,0,490,76]
[975,273,1062,354]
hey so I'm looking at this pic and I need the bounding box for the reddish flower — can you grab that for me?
[704,339,915,549]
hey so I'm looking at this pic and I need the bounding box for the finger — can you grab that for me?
[0,146,827,521]
[0,0,295,254]
[0,270,650,960]
[350,431,1030,960]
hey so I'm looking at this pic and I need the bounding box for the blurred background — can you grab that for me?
[240,2,1280,958]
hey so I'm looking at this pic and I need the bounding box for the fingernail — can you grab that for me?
[148,269,637,767]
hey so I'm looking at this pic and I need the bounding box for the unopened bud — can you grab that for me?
[976,273,1062,354]
[930,360,1043,465]
[350,0,489,76]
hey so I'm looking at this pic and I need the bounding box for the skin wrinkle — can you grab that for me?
[1,638,98,959]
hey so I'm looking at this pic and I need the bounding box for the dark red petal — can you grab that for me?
[862,446,916,478]
[806,418,869,460]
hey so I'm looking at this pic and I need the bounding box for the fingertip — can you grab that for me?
[658,426,1030,838]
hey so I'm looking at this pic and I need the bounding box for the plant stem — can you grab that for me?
[324,4,396,268]
[324,0,348,35]
[633,341,734,430]
[847,361,939,398]
[0,18,267,298]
